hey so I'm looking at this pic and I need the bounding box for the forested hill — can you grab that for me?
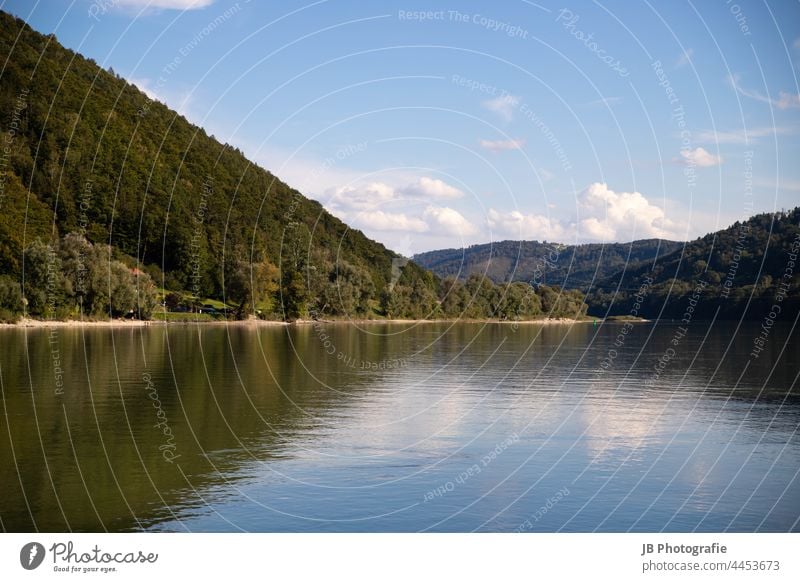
[414,239,682,289]
[0,10,408,312]
[586,209,800,320]
[0,11,589,322]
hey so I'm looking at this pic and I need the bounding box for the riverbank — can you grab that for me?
[313,317,595,325]
[0,317,290,328]
[0,316,595,328]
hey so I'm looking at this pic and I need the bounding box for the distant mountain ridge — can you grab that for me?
[416,208,800,320]
[586,208,800,320]
[414,238,683,290]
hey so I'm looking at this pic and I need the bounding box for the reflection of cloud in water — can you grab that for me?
[579,383,671,462]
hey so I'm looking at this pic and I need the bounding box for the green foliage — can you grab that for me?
[415,238,682,290]
[321,260,375,316]
[14,233,158,319]
[0,11,590,323]
[586,209,800,320]
[0,172,53,274]
[0,11,407,320]
[0,274,23,322]
[22,239,63,317]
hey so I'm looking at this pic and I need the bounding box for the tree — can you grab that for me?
[0,275,23,322]
[439,277,468,317]
[223,257,279,317]
[323,260,375,316]
[464,273,498,318]
[22,239,65,317]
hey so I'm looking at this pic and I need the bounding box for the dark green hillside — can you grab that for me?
[0,10,588,322]
[587,209,800,320]
[414,238,682,289]
[0,11,431,318]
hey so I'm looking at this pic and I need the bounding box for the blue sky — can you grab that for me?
[4,0,799,253]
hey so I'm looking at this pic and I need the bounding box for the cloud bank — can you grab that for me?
[487,182,686,242]
[326,178,477,238]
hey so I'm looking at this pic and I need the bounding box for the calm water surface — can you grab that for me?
[1,321,798,532]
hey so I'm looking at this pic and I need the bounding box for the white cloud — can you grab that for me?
[729,73,800,110]
[328,182,395,211]
[327,177,465,213]
[578,183,683,240]
[537,167,555,181]
[323,180,478,238]
[486,209,572,241]
[674,48,694,68]
[482,94,520,122]
[776,92,800,109]
[487,183,686,243]
[479,138,526,151]
[351,210,428,233]
[678,147,723,167]
[693,126,794,144]
[423,206,478,236]
[117,0,214,9]
[400,177,464,199]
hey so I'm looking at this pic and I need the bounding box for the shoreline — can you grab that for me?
[0,317,290,328]
[309,317,595,325]
[1,316,597,328]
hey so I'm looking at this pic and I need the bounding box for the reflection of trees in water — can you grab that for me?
[0,325,408,531]
[0,321,796,531]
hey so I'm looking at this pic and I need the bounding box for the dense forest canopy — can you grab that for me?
[7,9,789,325]
[0,11,588,322]
[414,239,683,290]
[586,209,800,320]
